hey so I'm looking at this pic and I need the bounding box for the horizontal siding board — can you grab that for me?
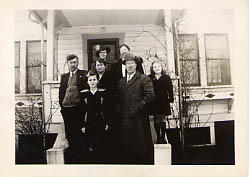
[166,112,234,128]
[197,102,228,115]
[58,44,82,50]
[58,39,82,45]
[58,49,83,55]
[58,34,82,40]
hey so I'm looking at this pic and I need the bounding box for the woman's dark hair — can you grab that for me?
[96,46,111,57]
[95,58,107,66]
[87,70,99,80]
[150,61,167,77]
[90,58,107,74]
[119,44,130,53]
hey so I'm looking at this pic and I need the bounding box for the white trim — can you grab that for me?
[20,40,27,94]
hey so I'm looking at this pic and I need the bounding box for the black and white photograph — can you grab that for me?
[0,0,248,176]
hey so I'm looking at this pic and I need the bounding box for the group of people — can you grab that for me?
[58,44,174,164]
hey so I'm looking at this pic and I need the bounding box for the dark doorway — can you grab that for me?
[87,38,119,70]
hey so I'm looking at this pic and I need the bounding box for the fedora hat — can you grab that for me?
[96,46,111,57]
[121,52,140,65]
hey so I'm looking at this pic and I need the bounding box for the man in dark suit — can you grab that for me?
[116,52,154,164]
[59,54,88,163]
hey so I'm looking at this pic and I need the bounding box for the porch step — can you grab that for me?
[46,144,172,165]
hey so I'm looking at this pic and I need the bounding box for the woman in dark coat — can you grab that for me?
[149,61,174,144]
[80,71,108,163]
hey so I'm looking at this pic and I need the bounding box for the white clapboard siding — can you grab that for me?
[166,112,234,128]
[197,102,229,115]
[58,39,82,45]
[125,36,166,43]
[57,34,82,40]
[57,25,165,35]
[58,49,83,55]
[57,44,82,50]
[57,24,167,72]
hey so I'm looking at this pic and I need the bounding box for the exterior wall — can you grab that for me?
[170,10,234,145]
[56,24,167,74]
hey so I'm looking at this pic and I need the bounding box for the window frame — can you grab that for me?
[15,41,21,94]
[26,40,47,94]
[178,33,201,87]
[204,33,231,86]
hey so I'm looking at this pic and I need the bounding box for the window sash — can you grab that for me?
[205,34,229,59]
[178,34,200,86]
[26,41,47,93]
[15,42,20,93]
[206,59,231,86]
[180,60,200,86]
[205,34,231,86]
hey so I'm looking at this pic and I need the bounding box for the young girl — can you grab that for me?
[80,70,108,161]
[149,61,174,144]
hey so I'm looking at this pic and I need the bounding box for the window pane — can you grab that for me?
[27,66,41,93]
[207,60,231,85]
[180,60,199,86]
[205,34,229,59]
[27,41,47,67]
[15,42,20,94]
[15,42,20,67]
[27,41,47,93]
[15,67,20,94]
[179,34,198,60]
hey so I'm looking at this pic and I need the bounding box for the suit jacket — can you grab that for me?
[59,69,88,107]
[110,57,144,93]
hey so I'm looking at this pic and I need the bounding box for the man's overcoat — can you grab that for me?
[117,71,154,162]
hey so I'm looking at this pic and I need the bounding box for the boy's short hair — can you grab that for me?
[66,54,78,61]
[87,70,99,80]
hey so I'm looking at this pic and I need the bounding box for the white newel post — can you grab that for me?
[154,144,172,165]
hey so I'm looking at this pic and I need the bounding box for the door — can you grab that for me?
[87,38,119,70]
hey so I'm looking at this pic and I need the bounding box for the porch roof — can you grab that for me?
[32,9,165,29]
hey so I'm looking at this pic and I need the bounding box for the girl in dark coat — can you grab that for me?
[80,71,108,162]
[149,61,174,144]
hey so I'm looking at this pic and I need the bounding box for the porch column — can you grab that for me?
[46,10,55,81]
[163,10,175,76]
[19,40,27,94]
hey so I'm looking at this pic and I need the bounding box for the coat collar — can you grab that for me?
[124,71,140,89]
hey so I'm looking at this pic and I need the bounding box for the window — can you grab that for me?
[26,41,47,93]
[87,38,119,70]
[178,34,200,86]
[15,42,20,94]
[204,34,231,86]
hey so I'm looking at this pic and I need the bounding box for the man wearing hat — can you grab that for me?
[116,52,155,164]
[59,54,88,163]
[111,44,144,85]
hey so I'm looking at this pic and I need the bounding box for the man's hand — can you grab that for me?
[105,124,109,131]
[81,127,86,133]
